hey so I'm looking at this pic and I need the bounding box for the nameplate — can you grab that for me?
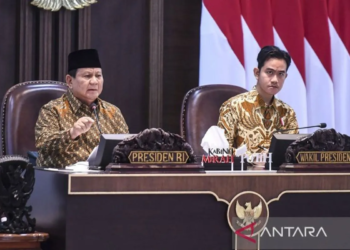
[296,151,350,164]
[128,151,189,164]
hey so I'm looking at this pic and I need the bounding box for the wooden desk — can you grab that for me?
[0,233,48,250]
[28,167,350,250]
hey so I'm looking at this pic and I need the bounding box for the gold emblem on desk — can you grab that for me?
[227,191,269,237]
[236,201,262,228]
[296,151,350,164]
[128,151,189,164]
[31,0,97,11]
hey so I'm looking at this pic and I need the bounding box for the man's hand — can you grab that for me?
[69,117,94,139]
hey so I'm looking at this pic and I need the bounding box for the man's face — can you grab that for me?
[254,58,288,97]
[66,68,103,105]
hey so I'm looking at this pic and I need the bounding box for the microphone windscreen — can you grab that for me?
[320,123,327,128]
[90,103,97,110]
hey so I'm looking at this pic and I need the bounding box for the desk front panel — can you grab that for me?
[29,170,350,250]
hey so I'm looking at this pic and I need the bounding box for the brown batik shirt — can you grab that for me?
[218,86,298,154]
[35,90,128,168]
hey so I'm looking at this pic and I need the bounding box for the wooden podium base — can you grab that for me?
[0,232,49,250]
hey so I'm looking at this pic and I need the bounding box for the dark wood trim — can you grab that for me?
[18,0,34,82]
[38,10,52,80]
[149,0,164,128]
[77,7,91,49]
[58,10,72,82]
[0,232,48,247]
[68,172,350,202]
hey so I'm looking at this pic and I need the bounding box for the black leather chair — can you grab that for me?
[1,81,68,156]
[180,84,247,156]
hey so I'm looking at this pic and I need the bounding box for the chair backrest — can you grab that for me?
[180,84,248,155]
[1,81,68,156]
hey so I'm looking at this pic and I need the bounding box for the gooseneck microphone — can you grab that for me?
[274,123,327,134]
[90,103,102,134]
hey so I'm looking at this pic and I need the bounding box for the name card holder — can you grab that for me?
[105,163,204,173]
[280,151,350,172]
[107,150,204,173]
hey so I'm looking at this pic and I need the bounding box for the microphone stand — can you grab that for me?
[91,104,102,134]
[275,124,326,134]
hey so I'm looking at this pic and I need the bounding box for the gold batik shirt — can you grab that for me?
[218,87,298,154]
[35,90,128,168]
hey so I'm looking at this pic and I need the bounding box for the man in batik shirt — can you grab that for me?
[35,49,128,168]
[218,46,298,155]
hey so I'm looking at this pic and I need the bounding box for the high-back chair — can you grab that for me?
[180,84,247,155]
[1,81,68,156]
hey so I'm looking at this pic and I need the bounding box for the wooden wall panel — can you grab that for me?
[162,0,202,134]
[77,7,91,49]
[17,0,36,82]
[0,0,203,152]
[0,1,19,155]
[38,10,52,80]
[56,10,73,82]
[91,0,149,133]
[0,1,17,96]
[149,0,164,128]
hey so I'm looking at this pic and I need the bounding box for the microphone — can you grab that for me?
[274,123,327,134]
[90,103,102,134]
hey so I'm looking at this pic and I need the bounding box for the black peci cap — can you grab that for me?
[68,49,101,72]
